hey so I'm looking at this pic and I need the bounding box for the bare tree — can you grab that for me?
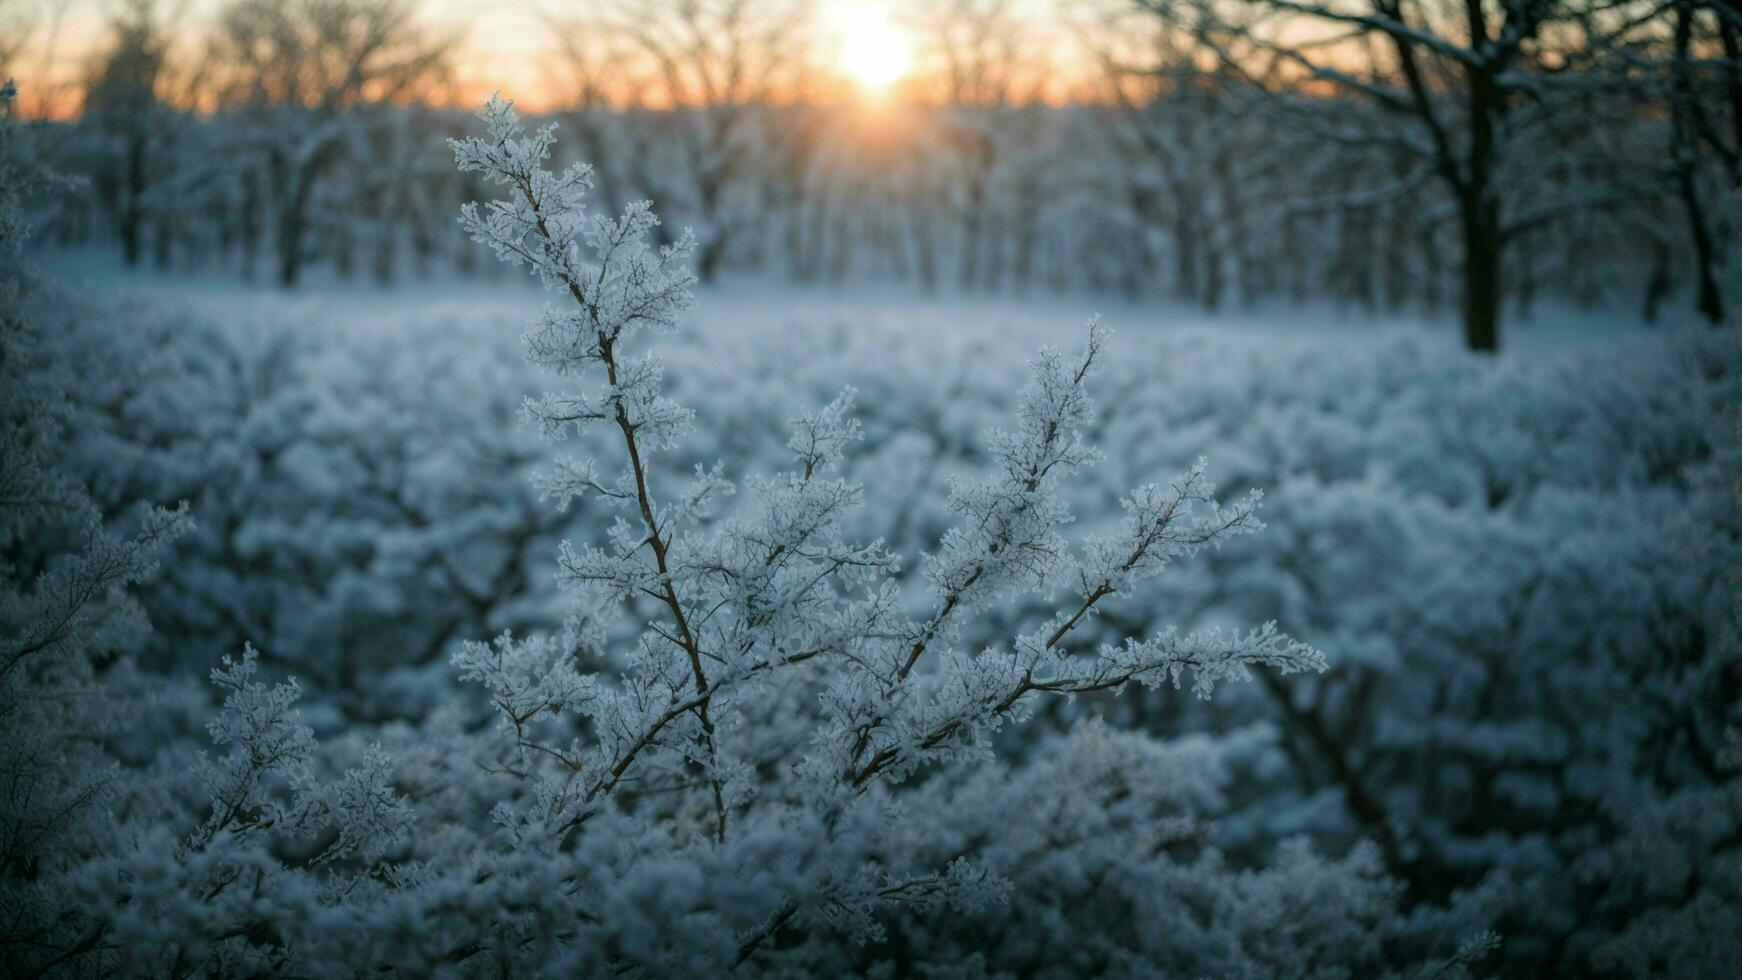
[206,0,451,287]
[1080,14,1293,308]
[541,9,643,215]
[904,0,1049,290]
[1628,0,1740,324]
[1119,0,1673,351]
[82,1,177,267]
[1514,0,1739,324]
[550,0,815,282]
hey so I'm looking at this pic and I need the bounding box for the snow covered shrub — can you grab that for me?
[7,90,1493,978]
[0,81,191,976]
[26,289,585,716]
[1047,328,1742,977]
[22,202,1729,974]
[426,94,1334,971]
[847,721,1447,978]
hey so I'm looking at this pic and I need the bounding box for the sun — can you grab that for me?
[836,3,912,90]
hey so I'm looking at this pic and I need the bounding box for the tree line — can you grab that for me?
[17,0,1742,350]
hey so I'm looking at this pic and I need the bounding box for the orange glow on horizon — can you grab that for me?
[3,0,1089,120]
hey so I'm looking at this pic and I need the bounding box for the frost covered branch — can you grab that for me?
[443,93,1328,963]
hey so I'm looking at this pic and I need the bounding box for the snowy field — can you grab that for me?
[10,0,1738,969]
[17,236,1736,975]
[47,248,1669,356]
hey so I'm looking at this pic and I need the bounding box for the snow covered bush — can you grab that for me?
[15,81,1734,976]
[0,80,191,975]
[10,91,1497,978]
[426,94,1332,969]
[1043,328,1742,976]
[30,292,577,714]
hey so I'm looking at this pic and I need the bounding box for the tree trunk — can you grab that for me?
[152,219,171,270]
[119,131,146,266]
[1677,165,1726,324]
[696,233,729,284]
[1720,14,1742,181]
[1012,183,1036,291]
[1459,196,1502,353]
[277,199,306,288]
[240,173,260,283]
[1643,238,1671,324]
[1174,211,1199,303]
[1674,2,1726,324]
[960,187,984,291]
[912,206,937,293]
[1460,29,1503,354]
[276,159,316,289]
[1204,238,1224,312]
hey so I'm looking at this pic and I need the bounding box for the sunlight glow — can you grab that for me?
[836,3,912,91]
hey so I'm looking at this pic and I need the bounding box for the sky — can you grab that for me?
[1,0,1039,118]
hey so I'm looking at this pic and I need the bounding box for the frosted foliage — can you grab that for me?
[1,82,189,975]
[0,89,1578,978]
[402,96,1322,971]
[1052,327,1742,976]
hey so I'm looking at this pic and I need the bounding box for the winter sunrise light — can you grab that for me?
[835,2,913,89]
[1,1,1737,977]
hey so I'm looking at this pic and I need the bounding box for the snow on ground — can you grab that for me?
[40,247,1666,365]
[23,242,1740,978]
